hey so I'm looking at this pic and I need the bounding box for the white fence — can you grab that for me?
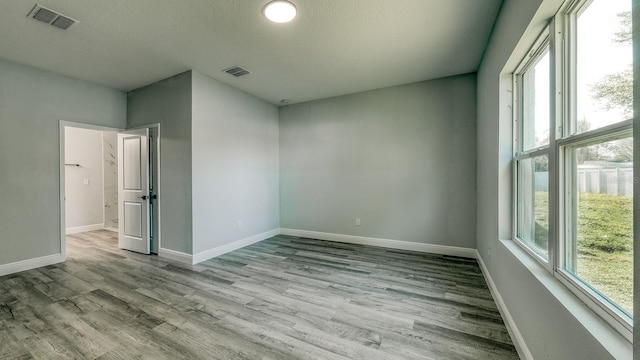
[535,166,633,197]
[577,167,633,197]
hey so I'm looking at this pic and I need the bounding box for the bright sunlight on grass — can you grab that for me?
[535,192,632,314]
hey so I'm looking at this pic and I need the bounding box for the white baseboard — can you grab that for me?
[104,227,118,233]
[279,228,477,259]
[192,228,280,264]
[65,223,104,234]
[0,253,65,277]
[158,247,193,264]
[476,251,533,360]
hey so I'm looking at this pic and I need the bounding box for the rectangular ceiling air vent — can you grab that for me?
[51,16,75,30]
[28,4,78,30]
[223,66,251,77]
[32,7,57,23]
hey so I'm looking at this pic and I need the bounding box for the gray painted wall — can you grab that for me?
[64,127,105,229]
[191,72,280,254]
[279,76,477,248]
[477,0,626,358]
[127,71,193,254]
[0,58,125,265]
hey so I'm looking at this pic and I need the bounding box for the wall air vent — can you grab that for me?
[28,4,78,30]
[223,66,251,77]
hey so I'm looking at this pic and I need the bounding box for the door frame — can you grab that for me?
[126,124,161,254]
[59,121,162,259]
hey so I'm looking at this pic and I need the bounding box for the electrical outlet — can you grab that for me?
[355,218,361,226]
[83,179,90,185]
[487,247,491,258]
[237,220,242,229]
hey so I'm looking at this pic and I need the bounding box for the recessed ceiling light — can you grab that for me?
[263,1,297,23]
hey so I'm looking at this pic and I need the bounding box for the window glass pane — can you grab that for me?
[576,0,632,133]
[521,51,550,151]
[516,155,549,258]
[565,137,633,315]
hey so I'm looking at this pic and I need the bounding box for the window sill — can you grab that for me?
[499,238,632,359]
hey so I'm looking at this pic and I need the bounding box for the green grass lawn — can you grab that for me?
[534,192,632,315]
[576,192,632,314]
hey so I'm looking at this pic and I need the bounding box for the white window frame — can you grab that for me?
[511,0,634,342]
[512,27,552,268]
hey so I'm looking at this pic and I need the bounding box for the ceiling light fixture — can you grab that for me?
[263,1,297,23]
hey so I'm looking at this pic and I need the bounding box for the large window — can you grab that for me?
[513,0,633,339]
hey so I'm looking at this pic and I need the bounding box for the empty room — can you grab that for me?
[0,0,637,359]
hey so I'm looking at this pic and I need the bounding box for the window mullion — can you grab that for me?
[548,16,562,273]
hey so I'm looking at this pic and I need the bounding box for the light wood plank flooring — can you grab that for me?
[0,230,519,359]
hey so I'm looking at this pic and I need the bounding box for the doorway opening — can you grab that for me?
[60,122,160,259]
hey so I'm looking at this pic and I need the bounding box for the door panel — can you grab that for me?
[123,202,142,237]
[123,137,142,190]
[118,128,150,254]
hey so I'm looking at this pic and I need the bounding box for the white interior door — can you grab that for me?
[117,128,150,254]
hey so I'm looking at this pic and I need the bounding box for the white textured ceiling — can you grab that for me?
[0,0,502,105]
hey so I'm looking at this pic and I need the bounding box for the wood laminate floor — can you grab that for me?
[0,230,519,359]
